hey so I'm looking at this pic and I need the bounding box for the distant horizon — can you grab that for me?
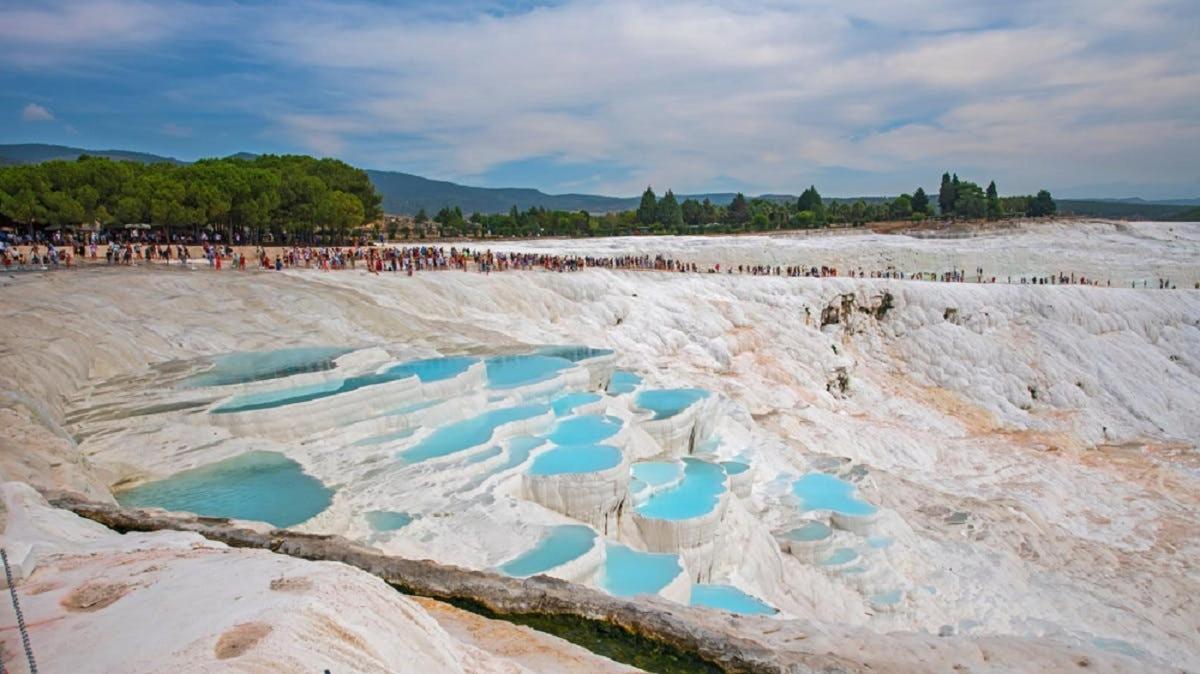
[2,140,1196,204]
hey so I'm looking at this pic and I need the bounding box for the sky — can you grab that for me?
[1,0,1198,199]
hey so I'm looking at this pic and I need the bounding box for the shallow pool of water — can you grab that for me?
[630,461,683,488]
[635,458,726,520]
[869,589,904,606]
[690,584,777,615]
[459,437,546,491]
[498,525,596,577]
[184,346,351,388]
[366,510,414,531]
[721,461,750,476]
[551,391,602,417]
[600,544,682,597]
[530,444,623,475]
[383,355,477,382]
[397,403,549,464]
[784,520,832,542]
[213,355,475,414]
[607,371,642,394]
[546,414,622,445]
[463,445,505,464]
[792,473,878,516]
[537,346,614,362]
[635,388,709,420]
[485,354,574,389]
[116,451,332,528]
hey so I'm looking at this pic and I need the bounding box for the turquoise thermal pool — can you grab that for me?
[690,584,777,616]
[721,460,750,476]
[600,544,683,597]
[184,346,351,388]
[116,451,332,528]
[498,525,596,577]
[366,510,414,531]
[382,355,478,382]
[529,444,623,475]
[607,371,642,394]
[485,354,574,389]
[546,414,622,445]
[212,355,474,414]
[631,461,683,488]
[817,548,860,566]
[551,391,602,416]
[634,458,726,520]
[537,346,615,362]
[784,520,833,541]
[459,436,546,491]
[791,472,878,516]
[397,403,549,464]
[634,388,710,420]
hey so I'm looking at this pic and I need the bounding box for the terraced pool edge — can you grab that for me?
[48,490,781,674]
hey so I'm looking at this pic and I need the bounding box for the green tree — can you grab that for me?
[657,190,683,228]
[2,188,45,234]
[953,181,987,218]
[1029,189,1057,217]
[938,172,955,215]
[727,193,749,225]
[986,181,1003,218]
[320,190,365,241]
[680,198,702,226]
[637,186,658,226]
[797,185,823,214]
[911,187,929,214]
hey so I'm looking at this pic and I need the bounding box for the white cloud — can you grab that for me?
[22,103,54,122]
[0,0,211,68]
[4,0,1198,195]
[244,0,1198,193]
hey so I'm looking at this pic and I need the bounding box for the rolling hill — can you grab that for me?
[0,143,185,166]
[2,143,1196,218]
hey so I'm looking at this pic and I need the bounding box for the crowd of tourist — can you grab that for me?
[0,238,1191,289]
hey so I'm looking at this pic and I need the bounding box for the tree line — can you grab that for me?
[0,154,382,241]
[394,175,1056,238]
[0,154,1057,241]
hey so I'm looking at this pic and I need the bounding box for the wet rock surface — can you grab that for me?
[46,490,1156,674]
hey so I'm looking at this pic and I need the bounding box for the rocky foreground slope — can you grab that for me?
[1,222,1197,672]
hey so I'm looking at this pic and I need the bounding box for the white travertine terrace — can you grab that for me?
[522,448,630,534]
[2,220,1197,672]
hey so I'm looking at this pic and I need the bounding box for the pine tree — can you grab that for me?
[657,190,683,228]
[1029,189,1056,217]
[727,193,749,224]
[797,185,823,213]
[986,181,1001,218]
[637,186,658,225]
[938,172,954,215]
[912,187,929,214]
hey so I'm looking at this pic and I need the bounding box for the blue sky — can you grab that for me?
[2,0,1198,198]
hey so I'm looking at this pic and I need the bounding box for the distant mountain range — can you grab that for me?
[0,143,186,166]
[2,143,1197,218]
